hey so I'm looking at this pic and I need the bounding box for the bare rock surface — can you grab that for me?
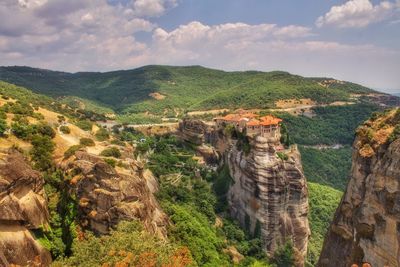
[63,150,168,237]
[318,109,400,267]
[0,149,52,266]
[227,136,310,266]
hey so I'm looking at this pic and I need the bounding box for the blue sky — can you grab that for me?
[0,0,399,92]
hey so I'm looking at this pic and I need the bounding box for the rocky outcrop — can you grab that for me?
[318,109,400,267]
[0,149,52,266]
[179,118,217,145]
[62,150,168,237]
[178,118,310,266]
[227,136,310,266]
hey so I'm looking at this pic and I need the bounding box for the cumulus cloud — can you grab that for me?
[316,0,400,28]
[0,0,170,69]
[131,0,177,17]
[0,2,399,90]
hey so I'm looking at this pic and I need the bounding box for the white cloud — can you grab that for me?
[131,0,177,17]
[0,1,399,90]
[316,0,400,28]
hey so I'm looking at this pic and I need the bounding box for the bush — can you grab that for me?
[30,134,55,171]
[277,152,288,161]
[104,158,116,168]
[38,123,56,138]
[100,147,121,158]
[272,241,295,267]
[11,122,36,140]
[95,127,110,141]
[59,125,71,134]
[54,221,191,267]
[79,138,95,147]
[75,120,93,131]
[64,145,84,159]
[0,119,7,136]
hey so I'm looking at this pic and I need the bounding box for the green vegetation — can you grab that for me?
[79,138,95,147]
[0,66,375,117]
[143,135,270,266]
[307,182,342,266]
[64,145,84,159]
[276,152,288,161]
[100,147,122,158]
[300,146,352,191]
[59,125,71,134]
[75,120,93,131]
[95,127,110,141]
[54,221,192,267]
[272,241,295,267]
[275,103,380,145]
[0,118,7,135]
[31,134,55,171]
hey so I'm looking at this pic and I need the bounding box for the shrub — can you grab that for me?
[11,122,36,140]
[30,134,55,171]
[64,145,84,159]
[100,147,121,158]
[0,119,7,136]
[104,158,116,168]
[59,125,71,134]
[272,241,295,267]
[95,127,110,141]
[110,139,125,146]
[79,138,95,147]
[277,152,288,161]
[38,123,56,138]
[75,120,92,131]
[53,221,191,267]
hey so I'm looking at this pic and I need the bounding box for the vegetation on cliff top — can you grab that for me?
[0,65,375,115]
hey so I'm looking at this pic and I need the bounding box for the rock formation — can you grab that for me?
[318,109,400,267]
[227,136,310,266]
[62,150,168,237]
[0,149,52,266]
[179,118,310,266]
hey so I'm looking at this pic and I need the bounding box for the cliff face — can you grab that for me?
[62,150,168,237]
[0,149,52,266]
[179,119,310,266]
[227,136,310,266]
[318,109,400,267]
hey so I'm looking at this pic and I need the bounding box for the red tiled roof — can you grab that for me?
[259,115,282,126]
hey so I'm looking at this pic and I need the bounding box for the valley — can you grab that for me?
[0,67,398,267]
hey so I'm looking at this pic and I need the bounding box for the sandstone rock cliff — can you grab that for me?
[62,150,168,237]
[227,136,310,266]
[0,149,52,266]
[318,109,400,267]
[179,118,310,266]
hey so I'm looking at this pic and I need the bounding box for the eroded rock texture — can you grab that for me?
[0,149,52,266]
[227,136,310,266]
[62,150,168,237]
[318,113,400,267]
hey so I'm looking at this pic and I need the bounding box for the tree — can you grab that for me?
[30,134,55,171]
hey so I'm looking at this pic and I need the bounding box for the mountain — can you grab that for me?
[0,65,376,115]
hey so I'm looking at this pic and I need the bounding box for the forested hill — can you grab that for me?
[0,65,376,114]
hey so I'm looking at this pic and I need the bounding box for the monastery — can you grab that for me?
[214,110,282,139]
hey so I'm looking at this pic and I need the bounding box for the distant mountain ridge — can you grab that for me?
[0,65,378,114]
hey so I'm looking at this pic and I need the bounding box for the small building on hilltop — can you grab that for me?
[214,111,282,139]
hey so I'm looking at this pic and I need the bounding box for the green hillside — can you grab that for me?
[0,65,375,115]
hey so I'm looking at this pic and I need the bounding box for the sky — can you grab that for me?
[0,0,399,92]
